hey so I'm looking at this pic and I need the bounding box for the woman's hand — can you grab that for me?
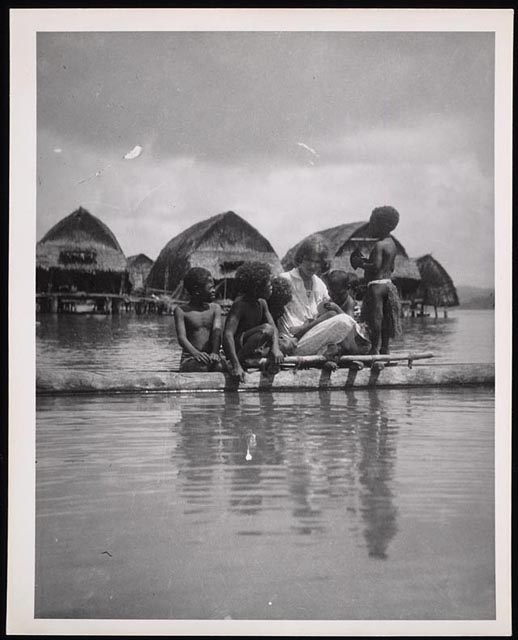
[323,301,343,314]
[271,347,284,364]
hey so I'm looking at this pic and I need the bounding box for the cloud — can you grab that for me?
[38,126,493,287]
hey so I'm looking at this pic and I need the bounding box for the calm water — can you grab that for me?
[35,310,495,620]
[36,309,494,374]
[36,389,494,620]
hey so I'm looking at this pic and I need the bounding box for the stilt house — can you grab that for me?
[146,211,282,299]
[36,207,129,294]
[282,221,421,298]
[414,254,459,310]
[127,253,154,292]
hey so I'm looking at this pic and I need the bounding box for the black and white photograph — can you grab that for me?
[8,8,512,636]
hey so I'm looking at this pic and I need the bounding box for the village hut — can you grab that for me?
[127,253,154,292]
[36,207,129,294]
[281,221,421,298]
[414,254,459,311]
[146,211,282,299]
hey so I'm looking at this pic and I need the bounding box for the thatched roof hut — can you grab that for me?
[281,221,421,297]
[36,207,129,294]
[414,254,459,308]
[127,253,154,292]
[146,211,282,298]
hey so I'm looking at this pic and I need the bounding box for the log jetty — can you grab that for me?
[36,353,495,395]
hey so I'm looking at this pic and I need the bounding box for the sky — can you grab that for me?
[37,31,495,287]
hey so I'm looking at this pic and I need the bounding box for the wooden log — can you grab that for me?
[36,362,494,395]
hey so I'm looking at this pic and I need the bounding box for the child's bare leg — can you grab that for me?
[366,287,384,355]
[380,313,391,355]
[237,324,274,361]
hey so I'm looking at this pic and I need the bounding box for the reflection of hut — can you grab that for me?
[127,253,154,292]
[282,221,421,298]
[413,254,459,316]
[146,211,282,299]
[36,207,129,294]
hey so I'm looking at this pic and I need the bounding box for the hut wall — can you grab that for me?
[189,246,282,280]
[36,267,127,294]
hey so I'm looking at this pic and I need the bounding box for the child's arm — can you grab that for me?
[261,300,284,363]
[223,302,246,381]
[209,304,223,361]
[342,295,356,318]
[174,306,211,364]
[352,243,383,272]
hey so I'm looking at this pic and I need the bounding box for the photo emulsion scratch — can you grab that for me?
[8,8,512,637]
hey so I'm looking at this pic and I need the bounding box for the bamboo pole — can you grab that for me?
[244,352,434,368]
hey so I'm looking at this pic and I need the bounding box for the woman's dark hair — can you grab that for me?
[235,262,272,300]
[268,276,293,321]
[294,235,330,267]
[183,267,212,295]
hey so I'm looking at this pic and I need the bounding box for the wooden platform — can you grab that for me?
[36,360,495,395]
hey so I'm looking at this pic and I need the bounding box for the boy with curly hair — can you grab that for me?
[223,262,284,381]
[174,267,225,372]
[350,205,402,359]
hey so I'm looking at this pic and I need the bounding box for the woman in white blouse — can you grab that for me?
[279,236,369,356]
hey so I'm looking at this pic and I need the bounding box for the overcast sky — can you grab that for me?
[37,31,495,287]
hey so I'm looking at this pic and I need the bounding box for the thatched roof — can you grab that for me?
[36,207,127,273]
[281,221,421,282]
[414,254,459,307]
[146,211,282,294]
[127,253,154,269]
[127,254,154,290]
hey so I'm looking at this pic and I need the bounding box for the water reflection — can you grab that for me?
[358,391,398,559]
[169,389,403,556]
[35,388,495,619]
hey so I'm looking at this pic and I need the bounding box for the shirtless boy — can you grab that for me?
[174,267,224,372]
[350,206,402,358]
[223,262,284,382]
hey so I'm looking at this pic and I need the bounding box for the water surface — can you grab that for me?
[36,387,495,620]
[36,309,494,375]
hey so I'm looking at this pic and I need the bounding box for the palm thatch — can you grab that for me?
[36,207,128,294]
[146,211,282,297]
[127,253,154,291]
[282,221,421,295]
[414,254,459,307]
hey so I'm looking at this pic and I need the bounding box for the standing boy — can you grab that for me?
[174,267,224,372]
[350,206,402,358]
[223,262,284,382]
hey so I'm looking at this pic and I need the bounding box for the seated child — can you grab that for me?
[223,262,284,381]
[174,267,224,372]
[325,270,360,318]
[267,276,298,355]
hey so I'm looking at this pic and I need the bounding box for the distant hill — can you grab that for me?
[456,286,494,309]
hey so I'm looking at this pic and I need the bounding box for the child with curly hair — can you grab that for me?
[223,262,284,381]
[350,205,402,359]
[174,267,225,372]
[325,270,360,319]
